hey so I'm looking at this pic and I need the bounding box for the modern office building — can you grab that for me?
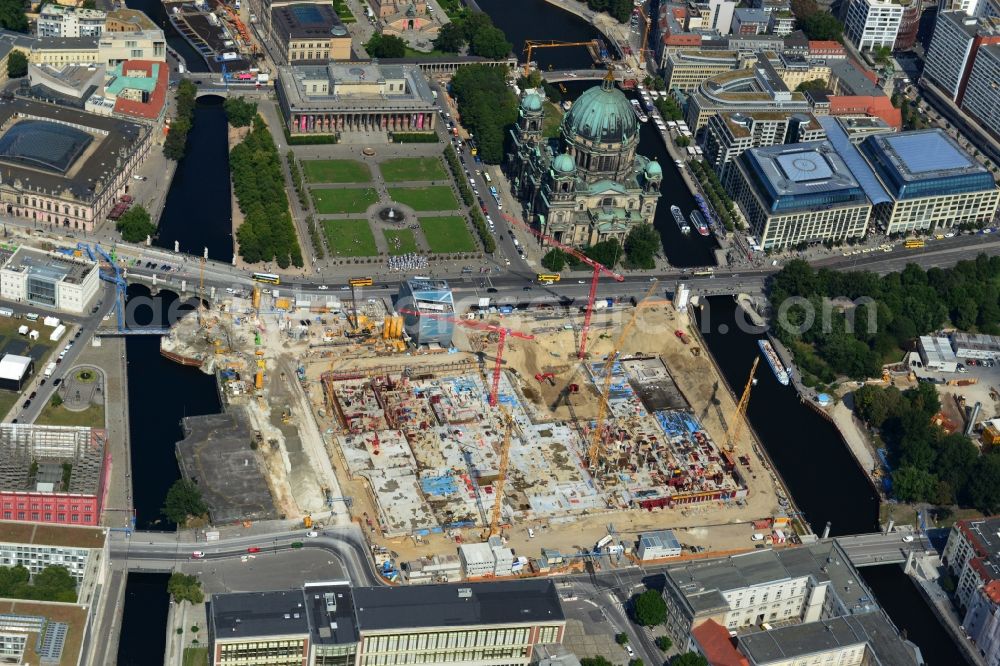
[829,115,896,144]
[685,60,811,130]
[922,12,1000,105]
[637,530,683,561]
[506,81,662,247]
[209,579,566,666]
[266,3,351,65]
[0,424,110,526]
[0,520,108,585]
[661,541,922,664]
[703,110,824,177]
[844,0,905,50]
[731,8,770,34]
[0,248,100,313]
[962,44,1000,141]
[857,129,1000,234]
[397,279,455,347]
[36,5,106,38]
[275,62,437,137]
[663,50,747,92]
[895,0,923,49]
[724,141,872,249]
[943,516,1000,610]
[29,29,167,67]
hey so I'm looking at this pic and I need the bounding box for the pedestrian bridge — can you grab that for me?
[835,532,929,567]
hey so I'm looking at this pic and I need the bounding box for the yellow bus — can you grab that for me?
[536,273,561,284]
[904,239,925,249]
[693,269,715,276]
[252,272,280,285]
[348,277,374,287]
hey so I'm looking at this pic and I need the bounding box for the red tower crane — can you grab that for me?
[398,308,535,406]
[501,212,625,359]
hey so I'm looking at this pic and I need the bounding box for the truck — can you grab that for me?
[0,308,12,318]
[595,535,614,551]
[44,362,56,378]
[49,325,66,342]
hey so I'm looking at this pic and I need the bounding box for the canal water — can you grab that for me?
[115,573,171,665]
[697,297,964,664]
[124,284,222,530]
[153,97,235,262]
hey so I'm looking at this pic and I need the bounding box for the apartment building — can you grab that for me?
[963,580,1000,666]
[922,11,1000,105]
[36,5,106,38]
[962,44,1000,142]
[844,0,905,50]
[663,50,747,92]
[943,516,1000,610]
[724,141,872,249]
[703,110,824,177]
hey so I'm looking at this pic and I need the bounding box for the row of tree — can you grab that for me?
[768,256,1000,383]
[0,565,78,603]
[164,80,199,161]
[230,116,304,268]
[689,160,736,231]
[793,0,844,41]
[583,0,636,23]
[433,11,511,58]
[853,382,1000,513]
[224,97,257,128]
[449,65,518,164]
[539,224,661,271]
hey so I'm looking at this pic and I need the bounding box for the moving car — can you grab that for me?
[191,551,205,559]
[247,546,261,553]
[306,531,318,538]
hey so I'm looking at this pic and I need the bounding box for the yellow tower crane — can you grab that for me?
[634,6,653,63]
[197,256,206,325]
[522,40,599,77]
[586,281,660,469]
[727,356,760,452]
[487,406,515,539]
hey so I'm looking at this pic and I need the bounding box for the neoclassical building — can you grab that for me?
[506,74,662,248]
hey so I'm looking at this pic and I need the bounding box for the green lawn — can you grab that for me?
[388,186,458,212]
[331,0,356,22]
[379,157,448,182]
[0,390,17,420]
[383,229,418,255]
[322,219,378,256]
[35,402,105,428]
[312,187,379,214]
[182,647,209,666]
[543,102,564,138]
[302,159,371,184]
[420,216,476,253]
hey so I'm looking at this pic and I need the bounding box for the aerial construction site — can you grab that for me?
[160,278,794,563]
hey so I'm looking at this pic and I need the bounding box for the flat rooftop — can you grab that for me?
[0,97,148,202]
[211,589,311,639]
[3,247,92,285]
[745,141,864,204]
[0,521,106,550]
[271,3,346,40]
[105,7,158,30]
[0,600,88,666]
[353,580,564,632]
[277,62,436,112]
[865,130,984,181]
[0,424,107,496]
[303,582,359,646]
[830,59,880,97]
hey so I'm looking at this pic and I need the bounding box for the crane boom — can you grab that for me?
[398,308,534,406]
[489,407,514,537]
[523,40,599,77]
[728,356,759,451]
[587,281,659,468]
[502,212,623,358]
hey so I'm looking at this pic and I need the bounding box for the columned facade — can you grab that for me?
[288,110,436,135]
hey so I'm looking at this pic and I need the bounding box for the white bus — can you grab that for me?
[483,172,492,184]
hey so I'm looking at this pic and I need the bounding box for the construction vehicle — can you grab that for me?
[727,357,759,452]
[587,281,659,468]
[398,308,534,406]
[522,40,599,76]
[503,212,624,358]
[535,372,555,386]
[303,515,313,529]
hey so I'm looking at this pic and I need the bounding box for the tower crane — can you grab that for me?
[486,406,515,539]
[522,40,599,77]
[502,213,625,359]
[398,308,534,406]
[587,281,659,469]
[634,6,654,64]
[727,356,759,452]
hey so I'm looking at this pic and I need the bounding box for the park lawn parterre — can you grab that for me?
[387,186,459,212]
[311,187,379,214]
[301,159,371,184]
[322,219,378,256]
[419,216,476,253]
[383,229,418,255]
[379,157,448,182]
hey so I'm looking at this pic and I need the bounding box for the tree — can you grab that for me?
[0,0,27,32]
[615,633,629,645]
[434,21,466,53]
[633,588,667,626]
[29,566,77,602]
[0,566,29,598]
[672,654,709,666]
[580,658,614,666]
[164,80,198,161]
[795,78,828,94]
[800,13,843,41]
[450,65,518,164]
[167,572,205,604]
[541,249,567,272]
[657,636,673,651]
[50,393,63,408]
[629,660,644,666]
[81,0,97,7]
[585,238,621,268]
[470,25,511,58]
[891,466,936,503]
[162,479,208,525]
[224,97,257,128]
[6,49,26,79]
[625,224,661,269]
[872,45,892,66]
[365,34,406,58]
[116,205,157,243]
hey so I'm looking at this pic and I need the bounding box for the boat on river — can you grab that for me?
[671,205,690,233]
[691,210,710,236]
[630,99,648,122]
[758,339,790,385]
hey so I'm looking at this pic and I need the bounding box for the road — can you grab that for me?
[835,530,929,567]
[108,524,383,587]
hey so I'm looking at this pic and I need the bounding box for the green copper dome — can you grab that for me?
[645,160,662,177]
[562,82,638,145]
[553,153,575,173]
[521,92,543,112]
